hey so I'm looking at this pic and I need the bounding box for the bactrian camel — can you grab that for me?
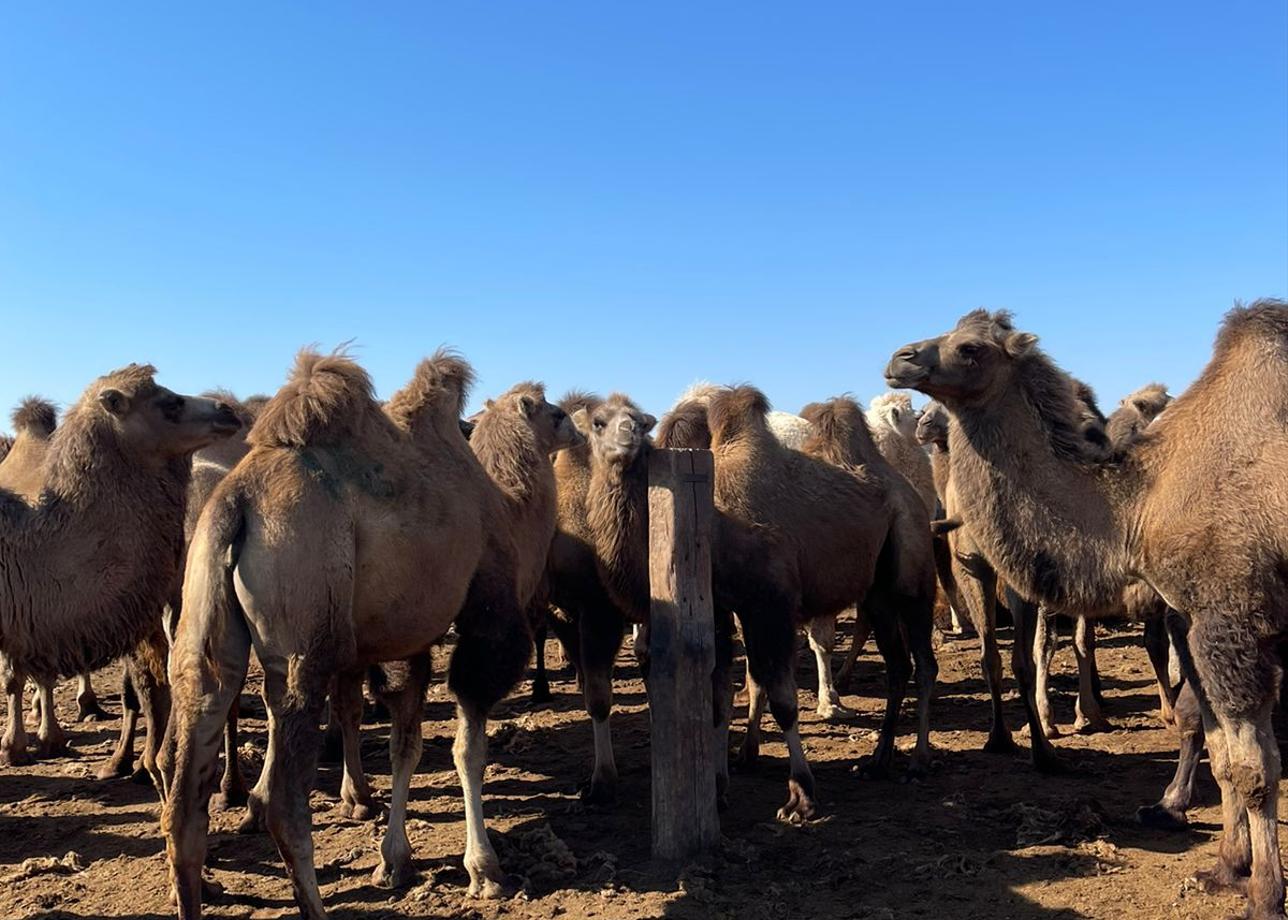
[162,350,565,919]
[887,303,1288,919]
[0,367,240,784]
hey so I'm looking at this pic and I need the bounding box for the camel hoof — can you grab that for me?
[1192,865,1250,896]
[1136,803,1189,832]
[211,787,250,812]
[579,777,617,807]
[236,804,266,835]
[372,859,415,890]
[467,872,521,900]
[76,701,111,723]
[853,757,891,781]
[982,732,1017,754]
[815,702,855,721]
[0,746,34,768]
[96,758,134,781]
[1032,751,1070,776]
[36,737,70,758]
[530,684,553,706]
[338,800,379,821]
[1041,724,1062,740]
[1073,716,1112,735]
[775,778,817,825]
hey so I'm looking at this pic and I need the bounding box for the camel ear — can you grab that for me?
[514,393,536,418]
[1003,331,1038,358]
[571,407,590,433]
[98,388,130,417]
[641,413,657,435]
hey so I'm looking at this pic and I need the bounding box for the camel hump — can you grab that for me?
[707,385,771,446]
[558,390,602,416]
[249,348,377,449]
[11,397,57,438]
[800,396,879,464]
[385,348,477,432]
[657,399,712,449]
[1218,299,1288,350]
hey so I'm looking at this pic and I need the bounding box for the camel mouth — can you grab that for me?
[210,417,243,436]
[884,368,929,389]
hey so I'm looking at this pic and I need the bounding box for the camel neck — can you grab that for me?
[586,453,650,622]
[947,385,1142,612]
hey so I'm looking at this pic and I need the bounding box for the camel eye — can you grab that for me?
[593,418,606,431]
[957,343,982,360]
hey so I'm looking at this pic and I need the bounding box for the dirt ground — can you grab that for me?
[0,622,1266,920]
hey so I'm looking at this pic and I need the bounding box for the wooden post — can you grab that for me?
[648,447,720,861]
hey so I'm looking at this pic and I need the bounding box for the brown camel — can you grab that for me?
[162,350,545,919]
[98,392,266,799]
[0,397,109,762]
[0,367,240,783]
[888,303,1288,918]
[328,381,582,824]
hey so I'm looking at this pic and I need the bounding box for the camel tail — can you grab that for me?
[179,486,250,690]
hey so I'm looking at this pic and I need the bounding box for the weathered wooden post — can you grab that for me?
[647,447,720,861]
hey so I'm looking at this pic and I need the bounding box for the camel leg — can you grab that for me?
[1144,614,1179,726]
[319,694,343,764]
[1220,706,1284,918]
[34,679,68,757]
[855,606,912,780]
[952,556,1013,753]
[76,673,109,722]
[1033,608,1060,738]
[0,655,33,767]
[1007,590,1065,772]
[128,631,172,790]
[333,670,378,821]
[758,658,816,823]
[530,619,553,705]
[904,600,939,777]
[1137,680,1205,831]
[370,655,431,888]
[237,694,276,835]
[834,609,872,689]
[100,670,141,780]
[1072,616,1110,733]
[807,614,853,720]
[448,573,532,899]
[210,699,249,812]
[580,605,625,805]
[162,603,252,920]
[257,663,328,920]
[738,668,768,767]
[711,606,734,810]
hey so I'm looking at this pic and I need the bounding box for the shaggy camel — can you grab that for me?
[163,351,554,919]
[98,392,265,797]
[865,392,936,515]
[0,398,108,763]
[888,303,1288,918]
[0,366,240,783]
[329,381,582,824]
[647,387,936,810]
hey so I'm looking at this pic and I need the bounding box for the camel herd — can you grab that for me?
[0,300,1286,920]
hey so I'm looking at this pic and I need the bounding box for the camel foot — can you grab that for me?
[237,798,267,835]
[76,697,110,723]
[337,799,379,821]
[36,735,70,758]
[1073,714,1112,735]
[372,856,415,890]
[97,755,135,781]
[211,785,250,812]
[853,757,892,782]
[466,867,521,900]
[1040,722,1062,740]
[578,776,617,807]
[168,876,225,908]
[1136,802,1189,832]
[1,743,35,768]
[1032,748,1070,776]
[1192,864,1250,896]
[983,730,1017,754]
[775,777,817,825]
[529,681,552,706]
[815,701,856,721]
[903,755,935,783]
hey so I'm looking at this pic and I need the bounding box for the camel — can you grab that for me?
[865,392,937,515]
[162,350,561,919]
[0,366,240,785]
[594,386,935,818]
[98,392,266,797]
[328,381,582,824]
[887,302,1288,918]
[0,397,107,763]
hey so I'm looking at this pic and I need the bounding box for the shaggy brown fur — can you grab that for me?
[1106,382,1171,449]
[888,300,1288,918]
[163,349,537,919]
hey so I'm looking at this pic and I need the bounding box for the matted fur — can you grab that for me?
[472,382,548,503]
[249,349,380,449]
[384,347,475,436]
[11,398,56,438]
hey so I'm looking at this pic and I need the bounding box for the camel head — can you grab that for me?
[867,392,917,439]
[1106,382,1171,448]
[1069,379,1109,450]
[915,400,949,448]
[81,364,242,459]
[885,309,1039,407]
[486,382,585,454]
[576,393,655,469]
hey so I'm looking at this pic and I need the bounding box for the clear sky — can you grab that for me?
[2,3,1285,423]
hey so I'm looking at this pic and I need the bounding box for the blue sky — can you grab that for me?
[2,3,1285,423]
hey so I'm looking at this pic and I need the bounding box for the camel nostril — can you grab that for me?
[895,347,919,362]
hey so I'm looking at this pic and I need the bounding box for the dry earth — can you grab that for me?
[0,623,1269,919]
